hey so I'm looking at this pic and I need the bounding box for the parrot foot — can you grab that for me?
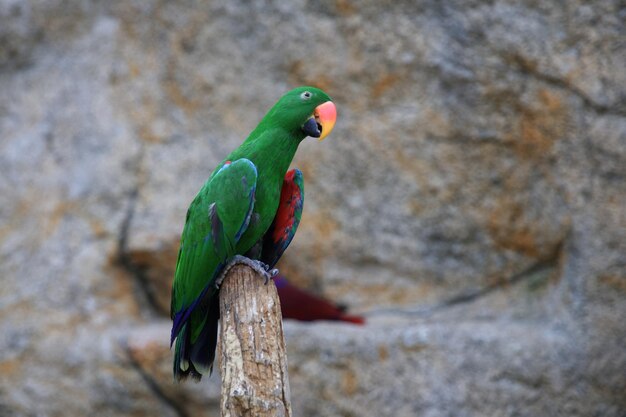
[215,255,278,288]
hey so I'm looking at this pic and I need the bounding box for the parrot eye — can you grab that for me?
[300,91,312,100]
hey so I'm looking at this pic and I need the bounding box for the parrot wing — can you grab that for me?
[260,168,304,269]
[170,158,257,379]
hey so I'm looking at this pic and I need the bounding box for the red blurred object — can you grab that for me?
[275,275,365,325]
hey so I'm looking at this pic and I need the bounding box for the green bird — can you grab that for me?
[170,86,337,380]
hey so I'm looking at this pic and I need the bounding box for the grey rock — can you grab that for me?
[0,0,624,416]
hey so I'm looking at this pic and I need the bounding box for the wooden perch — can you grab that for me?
[219,264,292,417]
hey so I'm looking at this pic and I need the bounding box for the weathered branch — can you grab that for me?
[219,264,292,417]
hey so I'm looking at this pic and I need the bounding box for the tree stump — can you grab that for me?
[219,264,292,417]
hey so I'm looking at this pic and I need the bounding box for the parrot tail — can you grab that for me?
[275,276,366,325]
[172,295,220,381]
[335,314,366,325]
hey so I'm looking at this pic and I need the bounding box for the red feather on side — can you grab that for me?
[271,169,301,247]
[261,169,305,269]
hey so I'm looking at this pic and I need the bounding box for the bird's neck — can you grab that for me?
[236,128,304,183]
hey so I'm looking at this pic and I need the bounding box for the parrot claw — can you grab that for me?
[264,268,279,285]
[215,255,277,287]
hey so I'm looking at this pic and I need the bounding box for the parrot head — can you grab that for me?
[266,86,337,141]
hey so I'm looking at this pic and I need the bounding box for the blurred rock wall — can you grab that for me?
[1,0,624,416]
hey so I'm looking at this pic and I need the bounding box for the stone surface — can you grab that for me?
[0,0,624,416]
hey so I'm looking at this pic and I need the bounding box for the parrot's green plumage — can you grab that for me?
[170,86,336,380]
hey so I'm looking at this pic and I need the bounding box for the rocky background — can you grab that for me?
[1,0,625,416]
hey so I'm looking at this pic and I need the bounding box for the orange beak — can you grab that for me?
[314,101,337,141]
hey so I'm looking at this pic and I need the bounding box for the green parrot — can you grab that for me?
[170,86,337,380]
